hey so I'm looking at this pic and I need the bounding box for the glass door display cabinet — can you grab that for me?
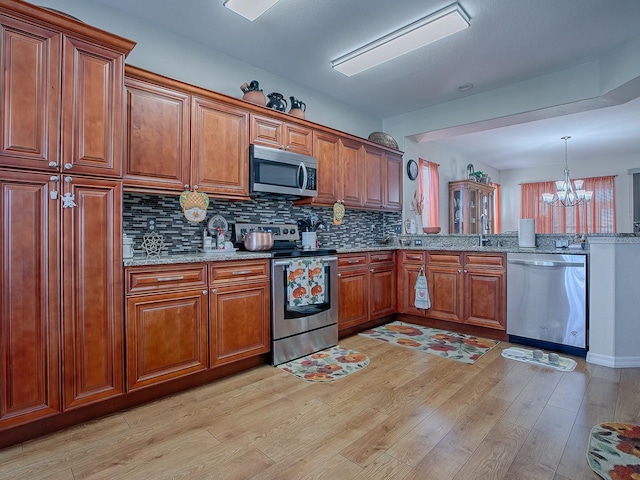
[449,180,494,234]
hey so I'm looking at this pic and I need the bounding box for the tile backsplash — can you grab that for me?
[123,192,401,255]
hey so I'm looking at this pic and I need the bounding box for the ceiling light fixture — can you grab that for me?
[223,0,279,21]
[542,136,593,207]
[331,3,470,76]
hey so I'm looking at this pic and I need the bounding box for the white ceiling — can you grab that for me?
[77,0,640,170]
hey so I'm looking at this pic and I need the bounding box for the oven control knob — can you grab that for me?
[290,228,296,234]
[283,228,288,234]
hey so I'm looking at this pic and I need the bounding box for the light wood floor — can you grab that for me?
[1,334,639,480]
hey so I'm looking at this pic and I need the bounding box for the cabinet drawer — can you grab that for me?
[126,265,207,295]
[209,259,269,285]
[338,254,368,269]
[400,251,426,264]
[426,252,462,266]
[465,253,505,269]
[369,251,395,264]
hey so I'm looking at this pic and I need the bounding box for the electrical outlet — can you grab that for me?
[414,239,423,246]
[392,225,402,234]
[147,218,156,231]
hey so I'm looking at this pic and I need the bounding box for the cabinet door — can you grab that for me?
[61,36,125,177]
[464,270,506,330]
[384,153,402,211]
[61,177,124,409]
[0,15,60,171]
[363,145,384,209]
[250,114,283,150]
[312,131,340,204]
[209,282,270,366]
[426,266,463,323]
[0,170,60,429]
[337,267,369,330]
[124,76,190,191]
[397,263,426,316]
[192,96,249,198]
[369,264,396,319]
[283,123,313,155]
[126,290,208,391]
[338,138,364,207]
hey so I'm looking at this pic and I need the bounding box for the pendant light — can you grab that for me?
[542,136,593,207]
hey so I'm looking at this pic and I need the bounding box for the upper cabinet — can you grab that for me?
[0,6,135,177]
[449,180,494,235]
[124,67,250,199]
[250,114,313,156]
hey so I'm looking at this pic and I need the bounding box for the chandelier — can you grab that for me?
[542,136,593,207]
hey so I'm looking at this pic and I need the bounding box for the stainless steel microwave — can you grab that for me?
[250,144,318,197]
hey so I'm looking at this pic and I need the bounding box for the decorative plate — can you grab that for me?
[367,131,398,150]
[207,214,228,235]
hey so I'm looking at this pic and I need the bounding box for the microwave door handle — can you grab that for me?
[298,162,308,192]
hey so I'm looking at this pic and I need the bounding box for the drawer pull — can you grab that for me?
[232,270,253,275]
[347,259,361,263]
[157,276,184,282]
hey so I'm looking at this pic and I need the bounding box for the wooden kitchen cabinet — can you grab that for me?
[426,251,506,330]
[191,96,249,197]
[0,8,133,177]
[208,260,271,366]
[397,251,427,317]
[338,137,366,208]
[124,75,191,191]
[363,145,402,212]
[369,251,396,319]
[125,265,209,391]
[124,67,250,199]
[449,180,494,235]
[337,254,369,330]
[0,169,126,424]
[337,252,396,331]
[250,113,313,156]
[0,170,61,429]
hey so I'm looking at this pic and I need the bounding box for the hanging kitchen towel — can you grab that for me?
[287,259,310,307]
[414,266,431,309]
[307,258,325,304]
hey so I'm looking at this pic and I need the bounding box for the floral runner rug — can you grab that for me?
[587,422,640,480]
[359,321,499,364]
[277,345,369,382]
[501,346,577,372]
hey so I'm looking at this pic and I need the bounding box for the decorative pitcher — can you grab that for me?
[404,218,417,234]
[288,97,306,119]
[240,80,266,106]
[266,92,287,112]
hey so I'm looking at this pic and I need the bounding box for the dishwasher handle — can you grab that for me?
[507,259,584,268]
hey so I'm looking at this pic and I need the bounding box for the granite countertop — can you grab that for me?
[124,250,272,267]
[336,245,588,255]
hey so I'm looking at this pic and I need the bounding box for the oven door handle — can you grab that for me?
[272,256,338,266]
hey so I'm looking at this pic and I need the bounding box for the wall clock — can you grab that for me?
[407,159,418,180]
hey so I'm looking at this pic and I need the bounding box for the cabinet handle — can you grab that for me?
[458,269,462,273]
[48,161,58,169]
[211,288,217,294]
[232,270,252,275]
[193,184,198,191]
[157,276,184,281]
[464,270,468,273]
[203,290,208,295]
[184,184,189,190]
[64,163,72,170]
[347,259,360,264]
[337,273,341,277]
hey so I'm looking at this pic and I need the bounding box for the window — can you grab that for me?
[418,159,440,228]
[520,176,616,233]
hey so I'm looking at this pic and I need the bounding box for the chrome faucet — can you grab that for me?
[479,214,489,246]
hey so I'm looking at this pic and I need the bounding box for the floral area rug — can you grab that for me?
[359,321,499,364]
[277,345,369,382]
[501,346,577,372]
[587,422,640,480]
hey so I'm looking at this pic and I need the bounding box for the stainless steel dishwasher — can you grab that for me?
[507,252,587,356]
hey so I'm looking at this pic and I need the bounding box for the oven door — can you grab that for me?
[271,256,338,341]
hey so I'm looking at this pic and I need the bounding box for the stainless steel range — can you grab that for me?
[232,223,338,365]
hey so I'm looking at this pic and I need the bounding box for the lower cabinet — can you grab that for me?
[337,251,396,331]
[208,260,270,366]
[125,264,209,391]
[426,251,506,330]
[397,251,427,316]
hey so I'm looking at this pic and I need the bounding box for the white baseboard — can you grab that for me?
[586,352,640,368]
